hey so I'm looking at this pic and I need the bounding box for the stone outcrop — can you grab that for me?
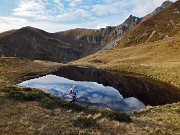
[153,1,173,14]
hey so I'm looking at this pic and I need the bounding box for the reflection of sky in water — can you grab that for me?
[18,75,145,112]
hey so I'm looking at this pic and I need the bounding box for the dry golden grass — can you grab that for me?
[0,57,62,84]
[118,0,180,47]
[132,102,180,134]
[0,30,16,38]
[0,2,180,134]
[73,34,180,88]
[0,56,180,134]
[1,86,179,135]
[70,34,180,134]
[0,57,131,134]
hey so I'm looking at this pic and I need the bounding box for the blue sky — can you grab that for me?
[0,0,177,33]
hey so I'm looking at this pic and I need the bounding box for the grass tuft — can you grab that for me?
[101,110,132,123]
[73,117,100,129]
[56,129,90,135]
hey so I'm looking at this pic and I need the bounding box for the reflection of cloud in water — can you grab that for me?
[124,97,145,110]
[18,74,145,112]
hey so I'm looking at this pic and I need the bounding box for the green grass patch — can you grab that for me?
[101,110,132,122]
[6,86,44,101]
[40,97,58,108]
[73,117,100,129]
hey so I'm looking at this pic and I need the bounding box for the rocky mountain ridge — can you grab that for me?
[0,15,142,63]
[0,0,176,63]
[117,0,180,47]
[153,0,173,14]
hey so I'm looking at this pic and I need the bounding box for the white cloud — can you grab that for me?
[56,8,90,21]
[13,0,48,19]
[65,0,82,3]
[74,0,82,2]
[0,17,27,32]
[92,0,177,17]
[74,8,90,17]
[53,0,60,3]
[92,4,118,16]
[0,0,178,33]
[69,2,77,7]
[0,16,97,33]
[131,1,155,17]
[53,0,65,12]
[68,0,83,7]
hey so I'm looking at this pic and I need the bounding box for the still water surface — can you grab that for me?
[18,74,145,112]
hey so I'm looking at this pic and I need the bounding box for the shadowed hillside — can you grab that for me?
[0,1,178,63]
[0,27,81,63]
[0,15,141,63]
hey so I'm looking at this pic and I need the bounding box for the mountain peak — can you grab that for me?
[153,0,173,14]
[161,1,173,8]
[128,15,135,18]
[121,15,141,28]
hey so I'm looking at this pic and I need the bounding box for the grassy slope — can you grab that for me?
[73,1,180,89]
[0,57,62,84]
[1,2,180,134]
[73,34,180,88]
[0,57,132,134]
[118,0,180,46]
[68,3,180,133]
[0,57,179,134]
[0,57,180,134]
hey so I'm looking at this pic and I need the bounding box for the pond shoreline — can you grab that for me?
[51,65,180,106]
[18,74,145,112]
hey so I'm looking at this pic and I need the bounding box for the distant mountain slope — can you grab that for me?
[56,15,141,55]
[73,1,180,89]
[118,0,180,47]
[0,30,16,38]
[0,1,177,63]
[0,15,141,62]
[0,27,81,63]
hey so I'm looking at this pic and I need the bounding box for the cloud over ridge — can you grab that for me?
[0,0,177,32]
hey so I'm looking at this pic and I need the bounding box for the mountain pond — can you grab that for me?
[18,74,145,112]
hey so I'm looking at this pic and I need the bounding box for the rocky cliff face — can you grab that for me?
[103,15,142,49]
[56,15,142,52]
[153,1,173,14]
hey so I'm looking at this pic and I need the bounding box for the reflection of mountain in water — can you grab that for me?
[18,75,145,112]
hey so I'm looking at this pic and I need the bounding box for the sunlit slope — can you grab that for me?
[118,0,180,46]
[73,1,180,88]
[73,33,180,88]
